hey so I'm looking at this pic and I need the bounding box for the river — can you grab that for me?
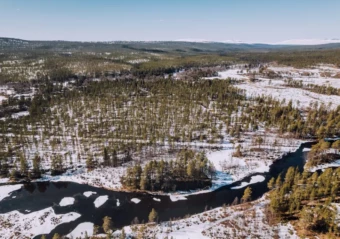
[0,142,313,238]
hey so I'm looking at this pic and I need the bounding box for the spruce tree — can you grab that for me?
[103,147,109,166]
[242,187,252,202]
[19,153,28,177]
[102,216,113,233]
[148,208,158,223]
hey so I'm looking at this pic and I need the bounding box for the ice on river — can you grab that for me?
[83,191,97,197]
[231,175,265,189]
[59,197,75,207]
[94,195,108,208]
[131,198,141,204]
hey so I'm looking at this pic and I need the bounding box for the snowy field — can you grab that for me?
[116,196,299,239]
[206,64,340,110]
[67,222,94,238]
[308,159,340,172]
[237,80,340,109]
[0,184,22,201]
[0,207,80,239]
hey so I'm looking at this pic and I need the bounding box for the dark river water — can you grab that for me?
[0,142,313,239]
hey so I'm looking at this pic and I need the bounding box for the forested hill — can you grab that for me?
[1,37,340,53]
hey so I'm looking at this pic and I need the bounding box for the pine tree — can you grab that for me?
[284,167,296,188]
[242,187,252,202]
[112,148,118,167]
[268,177,275,189]
[233,144,242,157]
[102,216,113,233]
[19,153,28,177]
[52,233,61,239]
[86,156,95,170]
[32,155,41,178]
[10,168,19,180]
[275,174,283,188]
[93,225,100,235]
[120,228,126,239]
[232,196,239,205]
[148,208,158,223]
[103,147,109,166]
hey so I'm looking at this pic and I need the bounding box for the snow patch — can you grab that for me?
[83,191,97,197]
[67,222,94,238]
[231,175,265,189]
[94,195,108,208]
[131,198,141,204]
[11,111,30,119]
[59,197,75,207]
[0,184,22,201]
[170,195,187,202]
[0,207,80,238]
[309,159,340,172]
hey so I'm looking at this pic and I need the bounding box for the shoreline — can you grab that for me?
[0,139,311,199]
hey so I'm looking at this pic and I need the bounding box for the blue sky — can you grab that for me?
[0,0,339,42]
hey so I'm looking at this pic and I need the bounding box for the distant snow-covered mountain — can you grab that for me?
[273,39,340,45]
[174,38,340,45]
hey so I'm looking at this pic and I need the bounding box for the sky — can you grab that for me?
[0,0,339,43]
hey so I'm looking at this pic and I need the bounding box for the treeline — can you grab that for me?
[305,139,340,168]
[285,78,340,96]
[237,49,340,68]
[121,149,215,192]
[268,167,340,236]
[0,153,43,179]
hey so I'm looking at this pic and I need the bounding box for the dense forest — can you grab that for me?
[268,165,340,237]
[305,139,340,168]
[0,76,340,180]
[121,149,215,192]
[285,78,340,96]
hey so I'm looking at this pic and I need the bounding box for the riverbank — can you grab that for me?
[0,141,313,238]
[0,134,308,201]
[114,195,299,239]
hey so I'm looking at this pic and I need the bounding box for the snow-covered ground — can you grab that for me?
[116,195,299,239]
[0,184,22,201]
[207,64,340,110]
[66,222,94,238]
[11,111,30,119]
[0,95,7,104]
[0,207,80,239]
[309,159,340,172]
[35,166,125,190]
[238,81,340,110]
[205,68,249,80]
